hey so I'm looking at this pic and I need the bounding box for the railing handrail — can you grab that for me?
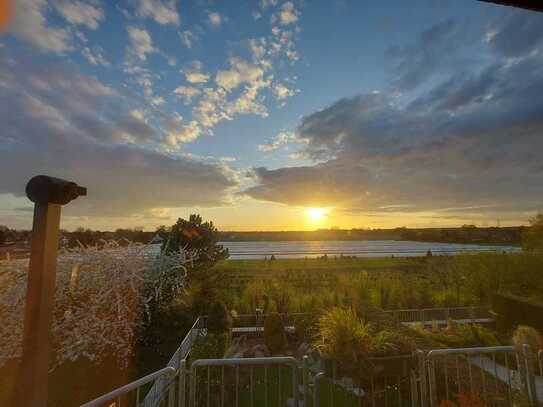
[427,345,515,358]
[80,367,175,407]
[383,305,487,313]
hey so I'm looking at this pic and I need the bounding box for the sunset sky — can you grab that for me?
[1,0,543,231]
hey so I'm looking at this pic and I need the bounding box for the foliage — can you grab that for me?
[207,300,232,335]
[190,333,230,360]
[315,307,373,375]
[161,214,229,273]
[512,325,543,353]
[264,312,285,353]
[522,213,543,252]
[293,314,317,342]
[412,323,500,348]
[0,241,194,369]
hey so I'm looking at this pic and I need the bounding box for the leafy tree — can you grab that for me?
[522,213,543,252]
[207,300,232,334]
[162,214,229,270]
[0,226,7,245]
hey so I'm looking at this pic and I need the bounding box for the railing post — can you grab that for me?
[416,350,427,407]
[189,365,196,407]
[523,344,538,406]
[168,369,176,407]
[427,357,438,407]
[178,360,187,407]
[314,372,325,407]
[302,355,309,407]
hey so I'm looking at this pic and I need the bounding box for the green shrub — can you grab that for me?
[190,333,230,360]
[512,325,543,353]
[264,312,285,353]
[371,329,414,356]
[315,307,373,375]
[294,314,317,342]
[207,300,232,334]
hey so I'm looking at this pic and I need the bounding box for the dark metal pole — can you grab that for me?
[16,175,86,407]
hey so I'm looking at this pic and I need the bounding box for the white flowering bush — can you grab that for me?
[0,241,195,370]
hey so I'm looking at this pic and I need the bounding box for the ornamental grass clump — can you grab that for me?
[315,307,373,375]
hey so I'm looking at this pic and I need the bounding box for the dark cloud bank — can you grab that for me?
[244,10,543,220]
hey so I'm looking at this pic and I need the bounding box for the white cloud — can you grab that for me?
[82,47,109,66]
[207,11,223,26]
[185,70,209,84]
[258,131,304,152]
[136,0,179,26]
[273,83,295,100]
[127,26,155,61]
[277,1,298,25]
[151,96,165,105]
[215,57,264,91]
[9,0,71,53]
[164,116,202,145]
[174,86,201,104]
[55,1,104,30]
[179,30,196,49]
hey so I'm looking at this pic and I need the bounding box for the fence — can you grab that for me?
[143,317,207,407]
[80,367,177,407]
[383,306,493,325]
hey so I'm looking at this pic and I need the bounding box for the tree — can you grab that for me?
[162,214,229,273]
[0,226,7,245]
[522,213,543,252]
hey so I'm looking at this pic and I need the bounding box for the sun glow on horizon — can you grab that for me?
[305,207,329,223]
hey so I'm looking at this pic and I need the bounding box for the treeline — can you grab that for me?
[219,226,523,245]
[0,225,524,247]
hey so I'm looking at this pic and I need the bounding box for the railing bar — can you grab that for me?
[444,357,449,403]
[136,387,140,406]
[117,396,121,407]
[236,365,239,407]
[221,366,225,407]
[207,366,210,407]
[480,353,487,406]
[278,366,282,407]
[468,355,474,392]
[384,375,388,407]
[264,365,268,407]
[397,375,401,407]
[455,355,460,394]
[492,353,498,397]
[371,376,375,407]
[505,352,513,406]
[250,366,254,407]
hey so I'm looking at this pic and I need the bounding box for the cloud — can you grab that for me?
[277,1,299,25]
[179,30,199,49]
[164,116,202,145]
[273,83,295,101]
[244,47,543,219]
[184,70,209,84]
[257,131,305,152]
[485,10,543,58]
[82,47,109,66]
[8,0,71,52]
[136,0,180,25]
[0,52,238,218]
[386,19,464,91]
[174,86,201,104]
[207,11,224,27]
[127,26,155,61]
[55,1,104,30]
[215,57,264,91]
